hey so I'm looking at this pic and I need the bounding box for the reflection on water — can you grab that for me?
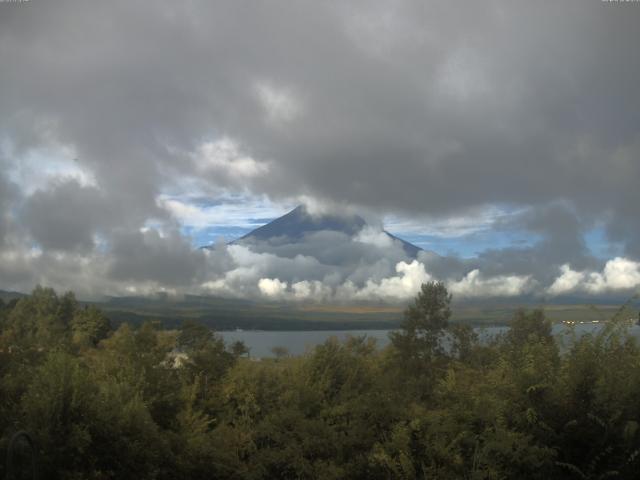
[220,322,640,358]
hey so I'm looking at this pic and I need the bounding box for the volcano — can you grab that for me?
[230,205,422,258]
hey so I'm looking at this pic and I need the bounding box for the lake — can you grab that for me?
[221,322,640,358]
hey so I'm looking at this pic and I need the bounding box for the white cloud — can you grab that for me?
[547,264,586,295]
[449,269,534,298]
[597,257,640,291]
[158,194,290,231]
[195,137,268,178]
[158,198,212,228]
[292,280,312,299]
[385,205,522,239]
[0,244,165,299]
[292,280,332,302]
[6,221,637,304]
[345,260,431,301]
[5,142,96,195]
[258,277,288,298]
[548,257,640,295]
[333,260,534,301]
[354,226,393,248]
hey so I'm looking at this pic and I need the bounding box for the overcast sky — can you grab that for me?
[1,0,639,303]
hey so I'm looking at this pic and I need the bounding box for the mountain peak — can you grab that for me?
[230,205,422,258]
[237,205,366,242]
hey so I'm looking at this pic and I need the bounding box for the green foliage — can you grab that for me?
[3,286,640,479]
[0,286,114,352]
[177,319,213,351]
[270,345,289,359]
[391,281,452,354]
[71,305,111,347]
[506,308,553,348]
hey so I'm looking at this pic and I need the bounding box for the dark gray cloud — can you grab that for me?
[239,230,410,267]
[0,0,639,299]
[0,173,17,246]
[475,203,597,280]
[108,228,210,286]
[23,180,111,251]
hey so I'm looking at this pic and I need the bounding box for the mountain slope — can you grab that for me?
[237,205,366,241]
[232,205,422,258]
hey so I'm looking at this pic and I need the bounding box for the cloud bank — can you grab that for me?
[0,1,639,302]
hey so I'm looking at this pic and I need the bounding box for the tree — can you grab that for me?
[2,286,72,348]
[230,340,250,358]
[390,281,452,362]
[71,305,111,347]
[177,320,213,351]
[449,323,478,362]
[271,345,290,360]
[19,351,95,477]
[177,320,236,396]
[506,309,553,348]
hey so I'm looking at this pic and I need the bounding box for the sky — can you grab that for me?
[1,0,640,303]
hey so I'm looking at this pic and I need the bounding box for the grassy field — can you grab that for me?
[4,289,633,330]
[450,304,631,326]
[88,294,637,331]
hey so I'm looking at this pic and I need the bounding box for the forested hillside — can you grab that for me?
[2,285,640,479]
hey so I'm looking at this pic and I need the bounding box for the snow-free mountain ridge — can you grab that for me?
[230,205,422,258]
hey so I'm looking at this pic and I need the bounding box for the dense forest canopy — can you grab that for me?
[2,284,640,479]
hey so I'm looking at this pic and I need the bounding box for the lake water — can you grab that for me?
[221,322,640,358]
